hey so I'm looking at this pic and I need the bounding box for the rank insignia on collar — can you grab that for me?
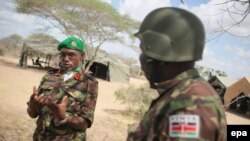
[74,72,82,80]
[169,114,200,138]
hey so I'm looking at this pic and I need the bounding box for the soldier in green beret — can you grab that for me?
[127,7,227,141]
[27,36,98,141]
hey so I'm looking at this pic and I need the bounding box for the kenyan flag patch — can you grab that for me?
[169,114,200,138]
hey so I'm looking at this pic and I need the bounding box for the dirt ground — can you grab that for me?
[0,55,249,141]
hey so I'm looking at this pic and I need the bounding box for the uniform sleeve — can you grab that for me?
[79,79,98,128]
[163,80,227,141]
[127,80,226,141]
[164,102,225,141]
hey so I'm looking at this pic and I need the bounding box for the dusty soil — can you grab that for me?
[0,55,145,141]
[0,55,249,141]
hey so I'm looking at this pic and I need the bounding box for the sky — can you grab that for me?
[0,0,250,79]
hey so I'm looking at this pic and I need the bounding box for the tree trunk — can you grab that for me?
[18,42,28,68]
[85,45,101,73]
[84,40,105,73]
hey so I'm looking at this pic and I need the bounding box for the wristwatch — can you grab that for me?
[54,114,69,126]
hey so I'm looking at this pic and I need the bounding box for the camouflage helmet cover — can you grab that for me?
[135,7,205,62]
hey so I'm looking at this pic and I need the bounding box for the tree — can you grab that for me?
[180,0,250,38]
[26,32,59,45]
[15,0,139,72]
[8,34,23,47]
[214,0,250,38]
[0,34,23,48]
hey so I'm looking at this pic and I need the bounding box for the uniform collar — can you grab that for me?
[154,68,200,95]
[73,66,83,73]
[57,66,83,74]
[56,66,84,80]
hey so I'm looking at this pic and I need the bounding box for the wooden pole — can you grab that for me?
[18,42,28,68]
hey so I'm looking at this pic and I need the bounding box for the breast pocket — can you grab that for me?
[65,89,87,115]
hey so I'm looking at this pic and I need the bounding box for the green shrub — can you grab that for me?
[115,84,157,118]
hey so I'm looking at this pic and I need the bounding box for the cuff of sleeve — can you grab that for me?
[54,114,69,126]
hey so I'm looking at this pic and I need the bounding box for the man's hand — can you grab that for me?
[47,96,69,120]
[29,86,49,109]
[28,86,49,118]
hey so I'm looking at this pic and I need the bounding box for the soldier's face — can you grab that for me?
[139,53,147,73]
[139,53,152,81]
[59,48,84,71]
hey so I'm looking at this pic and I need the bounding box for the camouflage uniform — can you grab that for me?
[127,69,227,141]
[31,68,98,141]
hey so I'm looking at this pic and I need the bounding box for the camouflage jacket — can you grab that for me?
[127,69,227,141]
[32,69,98,141]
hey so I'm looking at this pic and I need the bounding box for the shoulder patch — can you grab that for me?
[84,72,98,83]
[169,114,200,138]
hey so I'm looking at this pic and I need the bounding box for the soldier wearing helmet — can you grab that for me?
[127,7,227,141]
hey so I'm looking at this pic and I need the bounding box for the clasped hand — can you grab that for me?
[29,86,69,120]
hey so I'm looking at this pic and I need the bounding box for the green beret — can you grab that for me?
[57,37,85,52]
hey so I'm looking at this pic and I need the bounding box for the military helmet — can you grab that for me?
[135,7,205,62]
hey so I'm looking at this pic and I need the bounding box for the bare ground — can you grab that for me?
[0,55,249,141]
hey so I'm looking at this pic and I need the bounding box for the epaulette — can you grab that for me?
[47,68,60,74]
[84,72,98,83]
